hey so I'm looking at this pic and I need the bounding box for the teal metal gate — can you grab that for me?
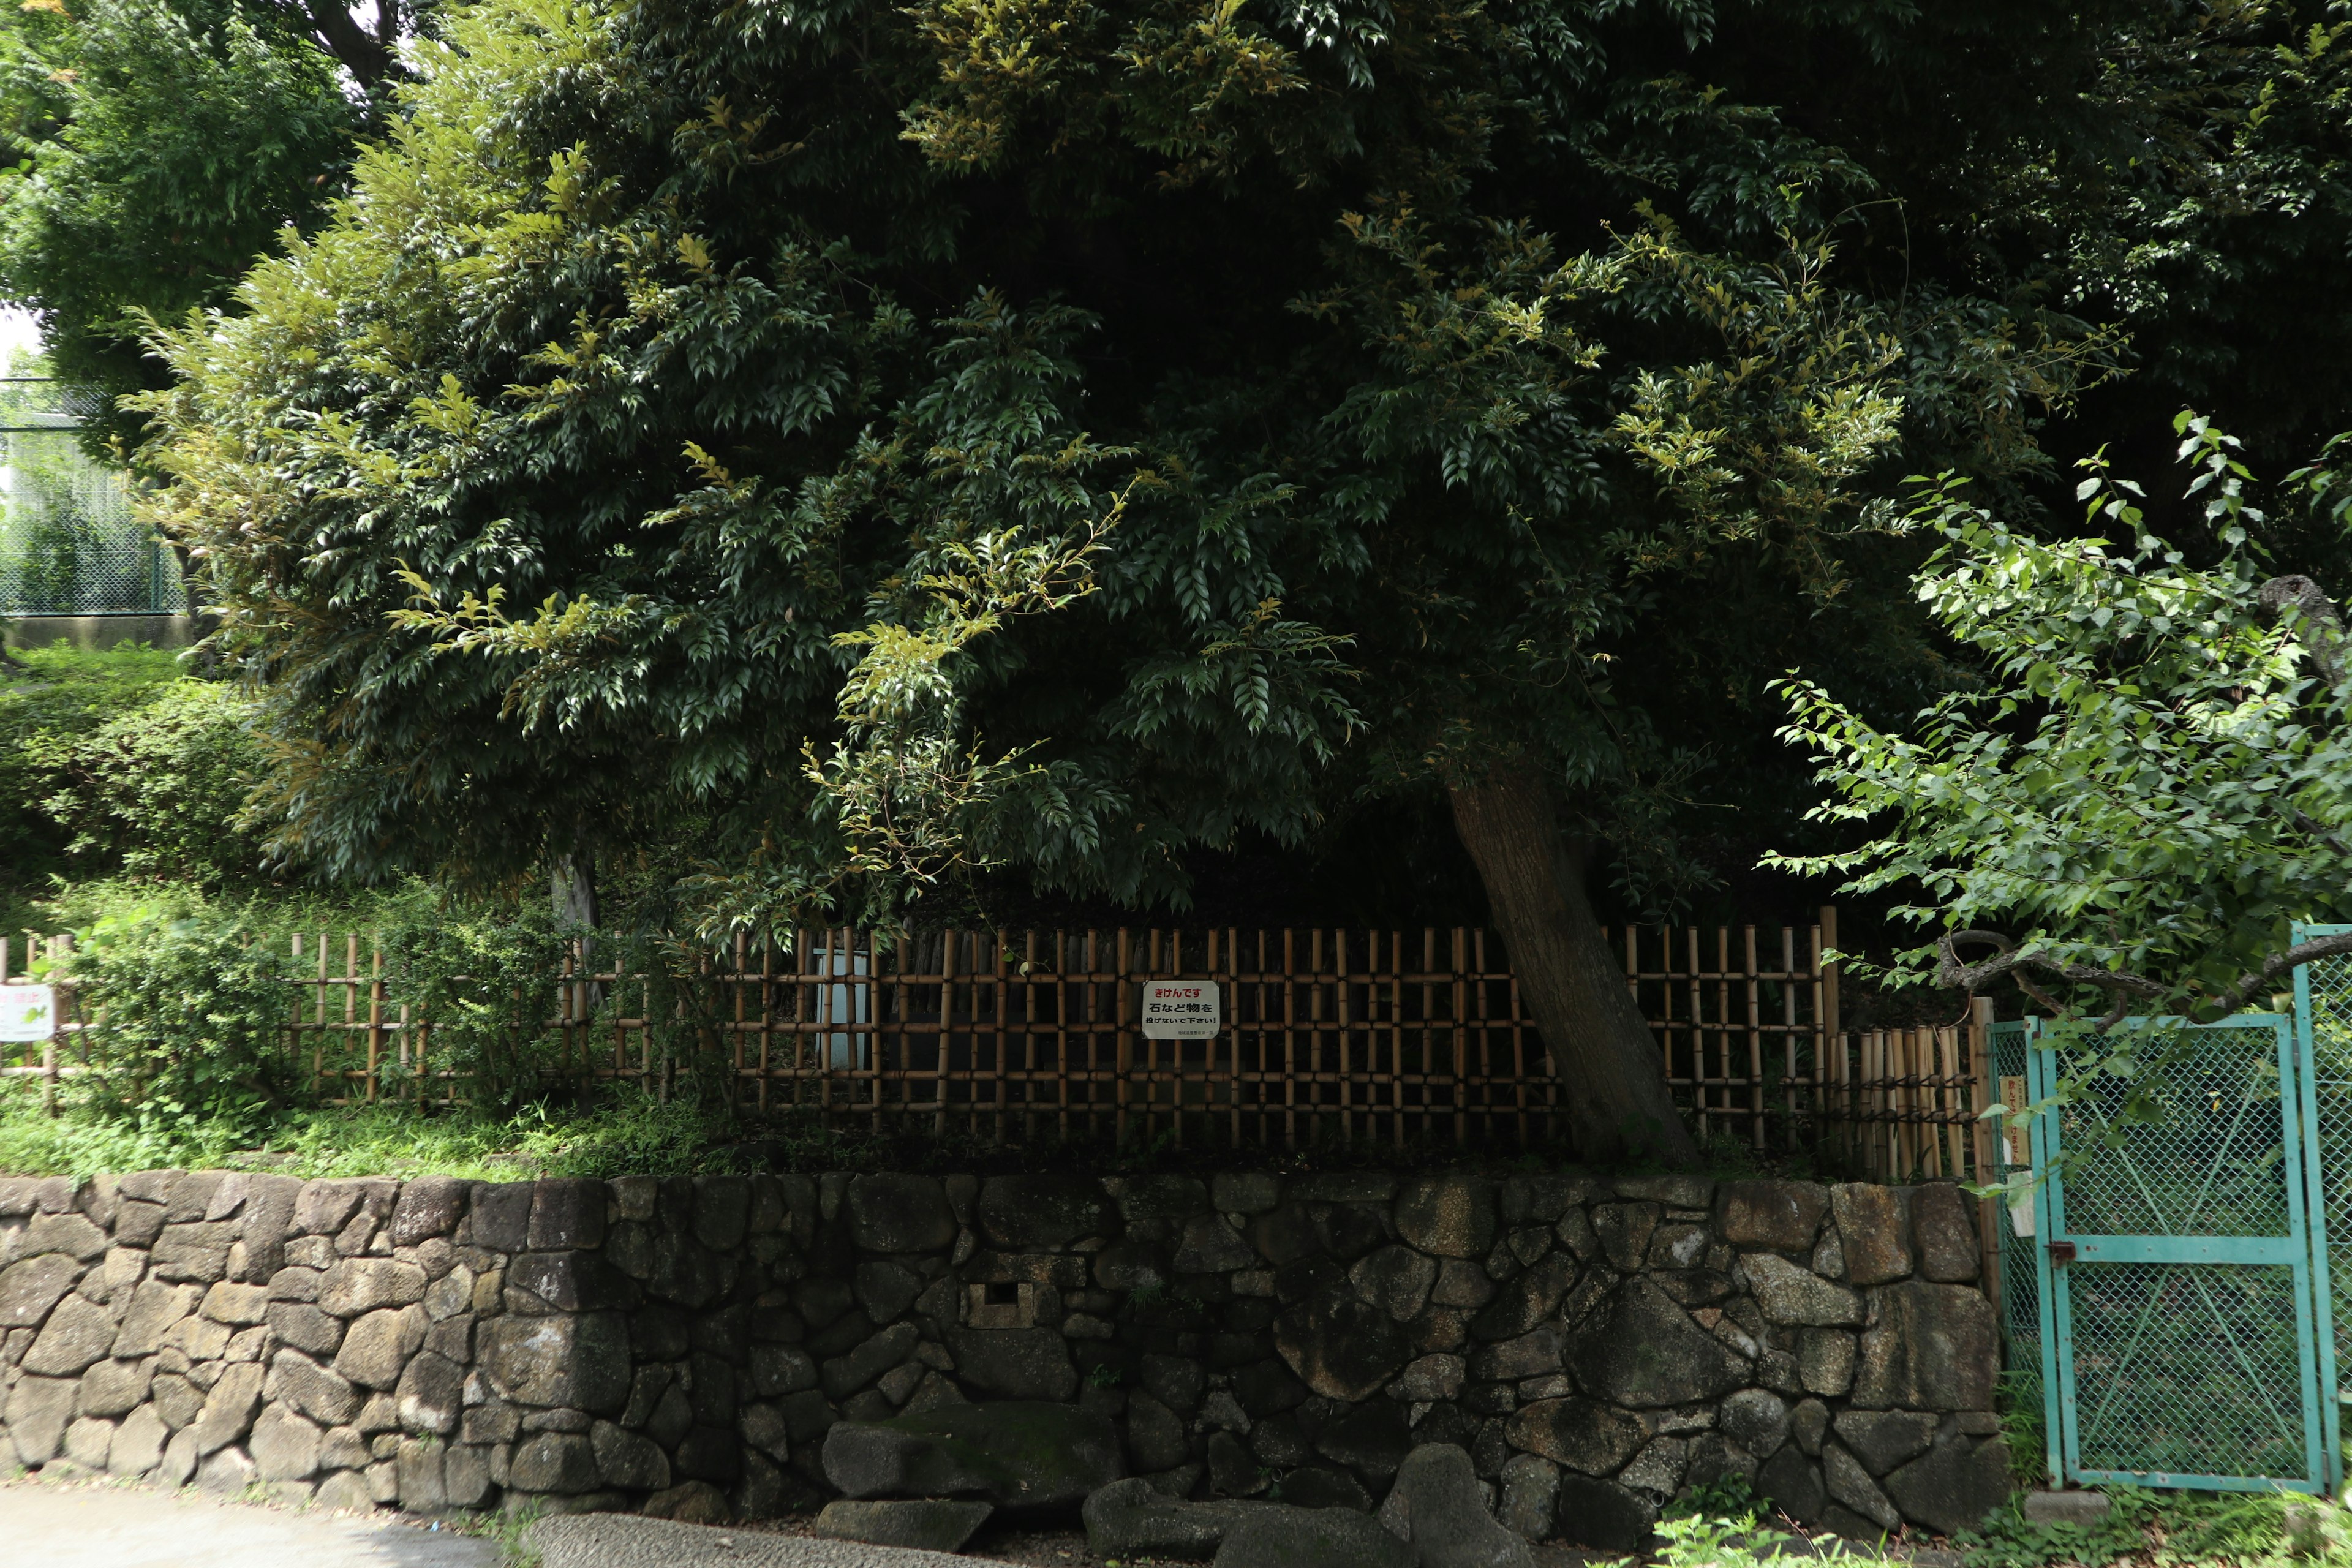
[2026,1013,2330,1493]
[2294,923,2352,1490]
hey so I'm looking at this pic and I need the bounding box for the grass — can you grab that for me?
[0,1082,752,1182]
[1,1069,1845,1182]
[457,1499,546,1568]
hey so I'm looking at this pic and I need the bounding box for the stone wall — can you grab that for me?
[0,1167,2009,1547]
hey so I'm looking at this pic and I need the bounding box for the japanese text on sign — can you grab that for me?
[0,985,56,1044]
[1140,981,1223,1040]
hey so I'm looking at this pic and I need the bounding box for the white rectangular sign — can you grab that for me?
[0,985,56,1044]
[1140,981,1222,1040]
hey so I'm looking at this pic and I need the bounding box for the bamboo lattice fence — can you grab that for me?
[0,912,2003,1170]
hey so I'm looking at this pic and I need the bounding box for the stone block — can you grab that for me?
[945,1325,1075,1401]
[1504,1396,1648,1474]
[23,1212,107,1262]
[318,1259,428,1318]
[192,1360,266,1457]
[0,1253,81,1329]
[750,1343,818,1397]
[268,1302,344,1359]
[1739,1253,1863,1327]
[511,1430,600,1493]
[1315,1400,1411,1480]
[251,1404,322,1480]
[1831,1186,1913,1286]
[844,1175,956,1254]
[1823,1442,1901,1530]
[72,1355,149,1419]
[1798,1328,1856,1396]
[1886,1432,2011,1536]
[693,1177,751,1251]
[109,1403,169,1476]
[592,1417,672,1488]
[1552,1472,1655,1550]
[334,1305,427,1390]
[1720,1389,1789,1459]
[1592,1204,1661,1273]
[1213,1174,1282,1215]
[1351,1246,1439,1323]
[508,1250,638,1313]
[1498,1452,1558,1540]
[1215,1503,1414,1568]
[1566,1278,1751,1408]
[1177,1213,1259,1273]
[979,1176,1114,1250]
[1432,1258,1496,1310]
[1128,1389,1190,1471]
[1835,1409,1937,1474]
[6,1376,74,1464]
[1120,1175,1210,1222]
[2022,1489,2109,1525]
[293,1181,367,1238]
[1852,1283,1999,1412]
[1758,1444,1825,1524]
[24,1293,117,1374]
[1392,1441,1534,1568]
[396,1349,466,1436]
[1273,1288,1411,1401]
[1912,1184,1981,1283]
[235,1175,301,1284]
[444,1443,494,1508]
[481,1311,632,1412]
[469,1182,533,1253]
[1715,1182,1830,1252]
[1395,1175,1496,1259]
[202,1281,271,1326]
[823,1401,1121,1507]
[1472,1326,1564,1382]
[1083,1480,1257,1556]
[151,1222,239,1284]
[1472,1254,1577,1341]
[824,1322,919,1400]
[272,1348,362,1425]
[527,1180,607,1252]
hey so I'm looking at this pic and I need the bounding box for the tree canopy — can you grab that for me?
[122,0,2352,1157]
[1777,415,2352,1021]
[0,0,434,454]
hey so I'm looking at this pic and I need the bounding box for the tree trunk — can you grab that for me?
[1448,762,1700,1168]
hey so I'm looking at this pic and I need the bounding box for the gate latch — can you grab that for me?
[2047,1240,2077,1265]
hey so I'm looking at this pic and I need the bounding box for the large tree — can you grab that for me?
[141,0,2345,1163]
[0,0,434,454]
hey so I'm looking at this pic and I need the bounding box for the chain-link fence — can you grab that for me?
[2301,947,2352,1459]
[2052,1020,2312,1482]
[1,377,184,616]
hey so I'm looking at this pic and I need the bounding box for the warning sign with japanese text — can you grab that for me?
[1140,981,1223,1040]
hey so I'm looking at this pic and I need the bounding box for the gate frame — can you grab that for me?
[2029,1011,2331,1494]
[2294,921,2350,1492]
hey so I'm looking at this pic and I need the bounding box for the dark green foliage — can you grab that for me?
[0,0,365,456]
[0,643,266,907]
[45,894,302,1143]
[137,0,2141,940]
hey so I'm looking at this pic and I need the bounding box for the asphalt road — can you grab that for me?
[0,1478,500,1568]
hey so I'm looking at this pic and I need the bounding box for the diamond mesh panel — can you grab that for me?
[2,414,184,615]
[1991,1022,2041,1366]
[2302,951,2352,1409]
[2068,1261,2310,1479]
[2052,1023,2290,1238]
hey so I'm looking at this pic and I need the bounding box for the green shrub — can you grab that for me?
[0,644,266,908]
[43,892,298,1144]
